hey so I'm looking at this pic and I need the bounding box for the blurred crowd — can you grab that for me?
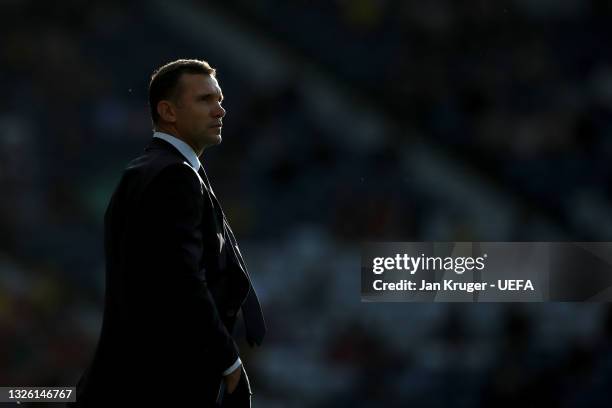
[1,0,612,406]
[225,0,612,236]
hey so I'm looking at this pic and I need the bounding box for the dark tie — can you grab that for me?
[197,165,267,347]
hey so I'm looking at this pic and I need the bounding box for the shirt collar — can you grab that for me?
[153,131,201,171]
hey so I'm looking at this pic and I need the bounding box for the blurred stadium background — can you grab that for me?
[2,0,612,406]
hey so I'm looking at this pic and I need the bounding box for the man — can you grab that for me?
[73,59,266,406]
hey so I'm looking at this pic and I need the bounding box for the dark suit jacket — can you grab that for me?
[74,137,253,405]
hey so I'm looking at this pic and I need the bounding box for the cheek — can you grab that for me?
[191,106,210,119]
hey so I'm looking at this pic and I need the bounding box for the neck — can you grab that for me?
[155,125,203,157]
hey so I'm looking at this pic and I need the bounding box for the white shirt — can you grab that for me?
[153,131,201,171]
[152,131,242,377]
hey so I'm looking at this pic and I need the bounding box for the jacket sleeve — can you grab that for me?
[139,162,239,373]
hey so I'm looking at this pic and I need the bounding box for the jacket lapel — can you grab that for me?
[197,166,251,282]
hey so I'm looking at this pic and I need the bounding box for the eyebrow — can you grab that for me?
[197,92,224,101]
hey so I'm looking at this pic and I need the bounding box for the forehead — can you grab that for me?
[177,73,222,97]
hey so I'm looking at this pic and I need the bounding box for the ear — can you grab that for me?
[157,100,177,123]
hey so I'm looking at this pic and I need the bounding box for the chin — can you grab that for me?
[200,131,222,148]
[205,135,222,148]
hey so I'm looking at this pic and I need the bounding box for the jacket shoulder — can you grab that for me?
[127,147,200,190]
[111,146,203,210]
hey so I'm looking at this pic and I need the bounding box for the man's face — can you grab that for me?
[174,73,225,152]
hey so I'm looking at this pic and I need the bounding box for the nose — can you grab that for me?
[213,103,225,119]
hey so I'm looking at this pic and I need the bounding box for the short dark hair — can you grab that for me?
[148,59,216,126]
